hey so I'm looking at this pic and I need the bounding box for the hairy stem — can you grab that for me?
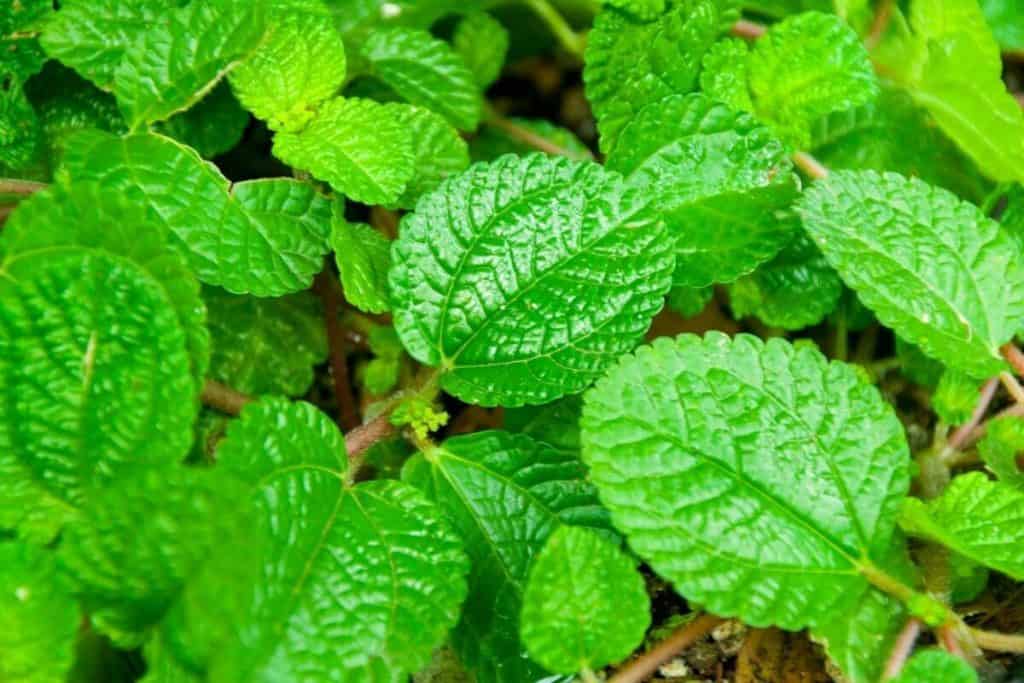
[792,151,830,180]
[0,178,47,197]
[315,271,360,430]
[345,413,396,462]
[882,618,922,680]
[201,379,254,416]
[970,628,1024,653]
[731,19,767,39]
[484,106,593,160]
[523,0,586,59]
[608,614,723,683]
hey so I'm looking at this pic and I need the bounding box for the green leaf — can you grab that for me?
[896,337,944,389]
[2,181,210,386]
[60,130,333,296]
[58,466,249,646]
[798,170,1024,378]
[470,117,593,162]
[810,89,990,204]
[0,248,196,541]
[729,233,843,330]
[40,0,158,89]
[141,639,202,683]
[981,0,1024,50]
[583,0,739,152]
[389,154,674,407]
[157,82,249,159]
[203,286,327,397]
[212,398,470,682]
[700,38,754,113]
[878,0,1024,183]
[899,472,1024,580]
[454,12,508,88]
[950,553,989,605]
[0,542,79,683]
[978,415,1024,488]
[667,285,713,318]
[0,82,39,169]
[606,93,798,288]
[889,649,978,683]
[403,430,612,683]
[504,394,583,456]
[521,526,649,674]
[0,0,50,82]
[228,0,346,132]
[331,220,392,314]
[581,333,911,629]
[746,12,877,147]
[273,96,415,205]
[603,0,666,21]
[360,27,481,130]
[387,103,470,210]
[111,0,265,128]
[932,369,983,425]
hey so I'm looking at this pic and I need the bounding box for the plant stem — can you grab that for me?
[965,401,1024,447]
[524,0,586,59]
[314,271,360,431]
[1002,343,1024,377]
[1001,371,1024,404]
[0,178,47,197]
[792,151,830,180]
[608,614,723,683]
[731,19,767,39]
[484,106,593,160]
[940,377,999,460]
[201,379,254,416]
[970,628,1024,653]
[882,618,922,680]
[579,667,600,683]
[865,0,895,49]
[345,413,396,461]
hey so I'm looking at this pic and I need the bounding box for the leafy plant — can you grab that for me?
[3,0,1024,681]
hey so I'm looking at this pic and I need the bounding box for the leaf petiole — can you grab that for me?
[523,0,587,59]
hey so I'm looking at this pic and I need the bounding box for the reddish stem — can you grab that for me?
[943,377,999,455]
[608,615,724,683]
[731,19,766,40]
[1002,343,1024,377]
[792,151,830,180]
[882,618,922,680]
[344,413,396,461]
[201,379,254,416]
[315,272,360,431]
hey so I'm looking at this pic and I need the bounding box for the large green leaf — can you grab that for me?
[228,0,346,131]
[746,11,877,147]
[403,430,611,683]
[111,0,264,127]
[583,0,739,152]
[521,526,649,674]
[981,0,1024,50]
[272,96,415,206]
[204,286,326,397]
[211,398,470,682]
[2,181,209,386]
[0,248,195,541]
[900,472,1024,580]
[798,170,1024,377]
[360,27,481,130]
[0,543,79,683]
[581,333,911,629]
[388,103,469,210]
[59,466,249,646]
[0,82,39,169]
[878,0,1024,183]
[389,154,674,406]
[0,0,50,82]
[60,130,333,296]
[606,93,798,288]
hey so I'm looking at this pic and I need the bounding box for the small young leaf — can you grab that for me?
[0,542,79,683]
[61,130,333,296]
[889,649,978,683]
[203,286,327,397]
[360,27,481,130]
[387,103,470,209]
[212,398,470,681]
[389,154,674,406]
[228,0,346,132]
[932,369,983,425]
[746,12,877,147]
[0,248,196,541]
[581,333,911,629]
[521,526,650,674]
[583,0,739,152]
[157,82,249,159]
[273,96,415,205]
[606,93,798,288]
[899,472,1024,580]
[977,415,1024,488]
[453,12,508,89]
[667,285,713,319]
[111,0,265,128]
[331,220,392,314]
[798,171,1024,377]
[729,233,843,331]
[403,430,612,683]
